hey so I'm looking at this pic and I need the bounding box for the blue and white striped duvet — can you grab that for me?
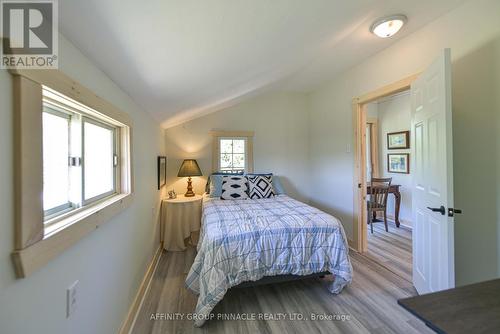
[185,195,353,327]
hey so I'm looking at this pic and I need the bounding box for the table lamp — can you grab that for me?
[177,159,202,197]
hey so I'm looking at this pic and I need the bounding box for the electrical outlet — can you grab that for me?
[66,280,79,318]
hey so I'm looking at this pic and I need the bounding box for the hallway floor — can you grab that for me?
[366,220,413,282]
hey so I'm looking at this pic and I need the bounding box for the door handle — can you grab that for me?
[427,206,446,215]
[448,208,463,217]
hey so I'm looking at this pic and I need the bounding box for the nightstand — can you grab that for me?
[161,194,202,251]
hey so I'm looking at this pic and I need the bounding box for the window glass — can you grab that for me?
[41,87,122,224]
[219,138,246,172]
[233,140,245,153]
[83,121,115,201]
[220,139,233,154]
[42,111,70,212]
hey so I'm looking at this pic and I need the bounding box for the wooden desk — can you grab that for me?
[398,279,500,334]
[366,184,401,227]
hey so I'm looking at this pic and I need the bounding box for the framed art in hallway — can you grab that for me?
[387,153,410,174]
[158,156,167,190]
[387,130,410,149]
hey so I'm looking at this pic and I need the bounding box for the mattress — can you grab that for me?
[185,194,353,326]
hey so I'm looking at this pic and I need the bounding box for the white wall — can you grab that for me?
[308,0,500,286]
[0,35,165,333]
[164,92,310,203]
[376,93,412,226]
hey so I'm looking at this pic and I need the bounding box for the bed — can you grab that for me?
[185,194,353,327]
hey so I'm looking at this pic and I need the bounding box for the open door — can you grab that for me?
[411,49,455,294]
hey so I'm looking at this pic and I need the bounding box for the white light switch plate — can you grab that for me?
[67,280,79,318]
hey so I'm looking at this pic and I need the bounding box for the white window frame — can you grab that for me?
[81,116,118,206]
[218,137,248,173]
[42,99,121,223]
[11,69,133,278]
[42,106,74,219]
[210,131,254,173]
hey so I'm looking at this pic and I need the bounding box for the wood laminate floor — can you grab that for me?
[366,220,413,283]
[131,225,428,334]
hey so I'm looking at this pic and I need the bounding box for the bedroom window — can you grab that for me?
[219,138,246,173]
[12,71,133,279]
[211,131,254,173]
[42,87,118,223]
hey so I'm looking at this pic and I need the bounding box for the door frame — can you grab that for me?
[352,73,420,253]
[366,118,379,179]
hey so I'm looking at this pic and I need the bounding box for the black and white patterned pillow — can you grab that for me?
[247,175,275,199]
[221,176,249,200]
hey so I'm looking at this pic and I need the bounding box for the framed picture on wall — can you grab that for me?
[387,130,410,149]
[387,153,410,174]
[157,156,167,190]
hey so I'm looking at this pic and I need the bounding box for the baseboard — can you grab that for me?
[118,244,163,334]
[386,214,412,230]
[347,238,358,252]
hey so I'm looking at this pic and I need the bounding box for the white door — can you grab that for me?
[411,49,455,294]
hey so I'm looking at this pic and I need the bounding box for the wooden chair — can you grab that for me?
[367,177,392,233]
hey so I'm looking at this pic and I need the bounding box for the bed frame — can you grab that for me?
[234,271,331,288]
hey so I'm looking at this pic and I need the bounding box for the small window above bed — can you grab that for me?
[210,131,254,173]
[219,137,246,173]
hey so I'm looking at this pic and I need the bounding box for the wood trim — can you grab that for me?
[119,244,163,334]
[9,69,132,126]
[209,130,254,137]
[386,214,413,229]
[347,238,356,250]
[366,119,380,177]
[247,136,254,173]
[352,102,367,253]
[352,73,419,253]
[10,68,135,277]
[13,76,44,250]
[11,194,133,278]
[212,134,219,173]
[356,73,420,105]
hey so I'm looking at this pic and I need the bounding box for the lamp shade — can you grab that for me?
[177,159,202,177]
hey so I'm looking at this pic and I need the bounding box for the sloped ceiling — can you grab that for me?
[59,0,466,127]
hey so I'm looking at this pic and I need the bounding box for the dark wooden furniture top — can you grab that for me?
[366,184,400,194]
[398,279,500,334]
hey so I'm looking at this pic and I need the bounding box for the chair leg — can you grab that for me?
[369,210,374,234]
[383,211,388,232]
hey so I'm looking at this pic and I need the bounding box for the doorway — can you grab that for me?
[363,91,413,282]
[352,74,418,254]
[352,48,456,294]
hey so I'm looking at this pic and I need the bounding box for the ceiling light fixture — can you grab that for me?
[370,15,407,38]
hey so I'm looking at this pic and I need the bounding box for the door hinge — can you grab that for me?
[68,157,81,167]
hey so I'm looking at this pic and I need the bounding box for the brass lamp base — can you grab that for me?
[184,176,195,197]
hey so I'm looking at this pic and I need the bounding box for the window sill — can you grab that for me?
[12,193,133,278]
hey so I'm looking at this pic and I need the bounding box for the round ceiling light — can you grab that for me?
[370,15,407,38]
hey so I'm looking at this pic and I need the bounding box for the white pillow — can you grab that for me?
[220,176,249,200]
